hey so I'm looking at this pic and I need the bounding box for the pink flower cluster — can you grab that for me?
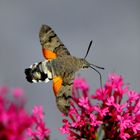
[0,86,50,140]
[60,74,140,140]
[0,86,32,140]
[0,73,139,140]
[27,106,51,140]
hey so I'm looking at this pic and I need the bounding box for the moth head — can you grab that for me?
[80,58,90,69]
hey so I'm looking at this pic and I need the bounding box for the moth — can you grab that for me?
[25,25,104,115]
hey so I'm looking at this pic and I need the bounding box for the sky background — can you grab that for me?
[0,0,140,139]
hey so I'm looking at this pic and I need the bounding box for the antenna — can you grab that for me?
[84,40,93,59]
[84,40,105,88]
[90,65,103,88]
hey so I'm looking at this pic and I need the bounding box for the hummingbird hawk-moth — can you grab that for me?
[25,25,104,115]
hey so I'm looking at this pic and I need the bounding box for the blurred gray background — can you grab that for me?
[0,0,140,139]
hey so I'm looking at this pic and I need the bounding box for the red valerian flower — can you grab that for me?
[0,86,32,140]
[27,106,51,140]
[60,73,140,140]
[0,86,51,140]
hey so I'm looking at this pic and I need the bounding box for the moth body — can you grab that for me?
[50,56,90,77]
[25,25,95,115]
[25,56,90,84]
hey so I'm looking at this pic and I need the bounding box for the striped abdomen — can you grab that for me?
[25,61,52,83]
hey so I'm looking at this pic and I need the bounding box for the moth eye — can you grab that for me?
[83,65,88,68]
